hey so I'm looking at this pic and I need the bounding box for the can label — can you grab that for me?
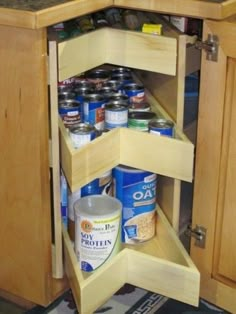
[83,95,106,130]
[123,83,145,103]
[148,119,174,137]
[105,103,128,129]
[128,112,156,132]
[76,214,121,272]
[113,166,157,244]
[69,123,96,149]
[59,100,81,128]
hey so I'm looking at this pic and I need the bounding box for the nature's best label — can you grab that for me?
[75,213,121,272]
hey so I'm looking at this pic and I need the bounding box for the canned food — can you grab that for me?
[129,101,151,112]
[74,195,122,272]
[58,84,73,94]
[108,93,129,103]
[74,86,95,103]
[99,86,117,99]
[113,165,157,244]
[123,82,145,103]
[86,69,111,90]
[67,170,113,242]
[58,99,81,128]
[76,15,94,33]
[69,123,97,149]
[128,111,156,131]
[148,118,174,137]
[83,94,106,130]
[58,91,76,101]
[105,101,129,129]
[103,80,122,92]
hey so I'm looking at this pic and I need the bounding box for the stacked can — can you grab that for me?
[68,170,113,241]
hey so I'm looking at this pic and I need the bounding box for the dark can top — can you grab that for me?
[128,111,156,131]
[148,118,174,137]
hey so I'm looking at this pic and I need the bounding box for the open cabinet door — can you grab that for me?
[191,16,236,314]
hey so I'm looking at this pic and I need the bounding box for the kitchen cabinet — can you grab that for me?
[0,1,236,313]
[191,16,236,314]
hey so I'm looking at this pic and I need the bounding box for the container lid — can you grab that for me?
[74,195,122,218]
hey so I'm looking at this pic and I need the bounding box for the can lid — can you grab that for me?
[148,118,174,129]
[74,195,122,217]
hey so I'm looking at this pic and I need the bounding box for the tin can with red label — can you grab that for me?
[58,99,81,128]
[86,69,111,90]
[123,83,145,103]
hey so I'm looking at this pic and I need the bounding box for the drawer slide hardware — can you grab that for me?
[185,225,207,248]
[195,34,219,62]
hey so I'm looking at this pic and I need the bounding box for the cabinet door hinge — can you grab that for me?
[195,34,219,62]
[185,224,207,248]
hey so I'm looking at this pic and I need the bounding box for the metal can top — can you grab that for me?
[108,93,129,102]
[105,101,129,111]
[148,118,174,129]
[58,91,76,101]
[59,99,80,109]
[69,123,96,134]
[86,69,111,80]
[123,82,144,91]
[83,93,106,102]
[128,111,156,120]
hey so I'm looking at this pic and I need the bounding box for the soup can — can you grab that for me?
[58,99,81,128]
[83,94,106,130]
[113,165,157,244]
[123,82,145,103]
[86,69,111,90]
[105,101,129,129]
[129,101,151,112]
[128,111,156,132]
[69,123,97,149]
[74,195,122,272]
[148,118,174,137]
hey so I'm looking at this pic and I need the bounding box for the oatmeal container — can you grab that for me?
[113,165,157,244]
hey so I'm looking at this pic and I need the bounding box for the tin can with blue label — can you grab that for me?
[58,99,81,128]
[148,118,174,137]
[123,82,145,104]
[69,123,97,149]
[105,101,129,129]
[83,94,106,130]
[113,165,157,244]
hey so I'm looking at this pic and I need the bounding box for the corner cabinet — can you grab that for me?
[191,16,236,314]
[48,23,200,313]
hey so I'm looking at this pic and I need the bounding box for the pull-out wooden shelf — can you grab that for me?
[63,208,200,314]
[57,27,177,81]
[59,117,194,192]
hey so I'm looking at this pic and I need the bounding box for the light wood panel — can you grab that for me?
[49,41,64,279]
[0,0,236,30]
[58,28,177,81]
[114,0,236,20]
[0,26,52,305]
[191,18,236,313]
[63,209,200,314]
[213,58,236,283]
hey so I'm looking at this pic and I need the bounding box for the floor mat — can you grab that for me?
[25,284,229,314]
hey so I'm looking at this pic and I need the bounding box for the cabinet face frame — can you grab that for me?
[191,18,236,313]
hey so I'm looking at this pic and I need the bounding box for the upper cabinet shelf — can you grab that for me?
[58,27,177,81]
[0,0,236,29]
